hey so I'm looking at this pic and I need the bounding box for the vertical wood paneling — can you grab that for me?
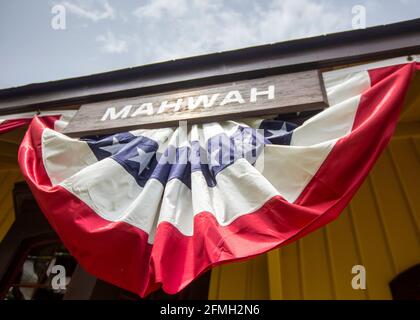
[369,150,419,273]
[207,266,221,300]
[266,250,283,299]
[246,254,270,299]
[210,262,248,299]
[348,180,395,299]
[279,242,302,299]
[299,228,334,299]
[0,170,23,242]
[0,130,24,241]
[208,254,269,300]
[325,208,367,299]
[388,139,420,234]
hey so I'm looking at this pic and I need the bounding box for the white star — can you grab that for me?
[267,122,288,139]
[99,136,121,155]
[128,147,154,176]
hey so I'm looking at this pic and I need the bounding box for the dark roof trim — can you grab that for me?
[1,18,420,115]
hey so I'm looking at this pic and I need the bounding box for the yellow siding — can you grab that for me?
[209,76,420,300]
[0,127,25,242]
[0,170,23,242]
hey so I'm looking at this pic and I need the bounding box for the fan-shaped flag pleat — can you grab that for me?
[14,60,419,297]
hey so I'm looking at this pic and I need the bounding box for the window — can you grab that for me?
[1,235,77,300]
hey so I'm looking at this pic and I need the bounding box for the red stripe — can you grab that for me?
[0,119,30,134]
[0,116,59,136]
[368,63,408,86]
[291,62,418,239]
[18,63,419,297]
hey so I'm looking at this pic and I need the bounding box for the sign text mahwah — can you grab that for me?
[63,70,327,136]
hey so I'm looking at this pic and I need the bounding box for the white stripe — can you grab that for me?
[256,141,335,203]
[323,70,370,106]
[291,95,363,146]
[191,158,278,225]
[53,110,77,131]
[43,128,98,185]
[60,158,163,239]
[292,69,370,146]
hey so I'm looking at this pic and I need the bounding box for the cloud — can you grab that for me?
[62,0,115,22]
[130,0,349,64]
[96,31,128,54]
[133,0,189,19]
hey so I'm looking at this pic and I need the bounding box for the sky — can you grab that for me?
[0,0,419,89]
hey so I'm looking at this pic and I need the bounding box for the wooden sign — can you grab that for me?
[63,70,327,136]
